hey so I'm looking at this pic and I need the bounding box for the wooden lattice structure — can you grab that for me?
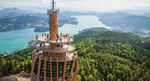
[31,0,78,81]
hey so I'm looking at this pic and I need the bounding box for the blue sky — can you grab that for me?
[0,0,150,11]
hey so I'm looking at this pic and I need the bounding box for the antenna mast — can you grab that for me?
[52,0,55,12]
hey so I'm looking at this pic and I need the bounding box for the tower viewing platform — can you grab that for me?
[31,0,78,81]
[36,34,74,44]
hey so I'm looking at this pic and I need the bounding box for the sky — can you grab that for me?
[0,0,150,11]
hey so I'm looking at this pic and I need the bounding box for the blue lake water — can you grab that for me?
[0,15,112,53]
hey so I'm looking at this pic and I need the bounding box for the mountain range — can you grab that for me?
[0,8,150,37]
[0,8,78,32]
[98,12,150,37]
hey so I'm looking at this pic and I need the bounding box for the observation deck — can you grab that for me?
[36,34,73,44]
[34,33,75,53]
[35,44,75,53]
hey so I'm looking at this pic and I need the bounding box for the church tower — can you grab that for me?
[31,0,78,81]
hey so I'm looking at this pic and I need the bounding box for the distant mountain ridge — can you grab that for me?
[0,8,78,32]
[0,8,150,37]
[0,8,23,13]
[98,12,150,37]
[123,7,150,17]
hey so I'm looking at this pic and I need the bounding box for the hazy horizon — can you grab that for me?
[0,0,150,12]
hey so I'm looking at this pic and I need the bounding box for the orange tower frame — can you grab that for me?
[31,0,78,81]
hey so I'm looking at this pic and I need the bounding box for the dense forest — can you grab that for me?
[74,28,150,81]
[0,45,34,77]
[0,28,150,81]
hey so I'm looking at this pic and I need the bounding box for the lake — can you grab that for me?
[0,15,112,53]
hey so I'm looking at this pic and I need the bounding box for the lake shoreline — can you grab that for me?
[0,15,112,54]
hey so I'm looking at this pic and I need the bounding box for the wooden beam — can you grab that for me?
[50,58,52,81]
[37,55,42,81]
[72,58,78,81]
[62,58,67,81]
[44,56,47,81]
[67,59,75,81]
[31,51,36,73]
[56,58,58,81]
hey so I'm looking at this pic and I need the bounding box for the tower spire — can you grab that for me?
[49,0,58,42]
[52,0,55,12]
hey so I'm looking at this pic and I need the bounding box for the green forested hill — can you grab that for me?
[75,28,150,81]
[0,28,150,81]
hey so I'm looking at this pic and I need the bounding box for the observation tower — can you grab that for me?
[31,0,78,81]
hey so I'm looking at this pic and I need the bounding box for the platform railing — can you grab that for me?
[36,33,74,43]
